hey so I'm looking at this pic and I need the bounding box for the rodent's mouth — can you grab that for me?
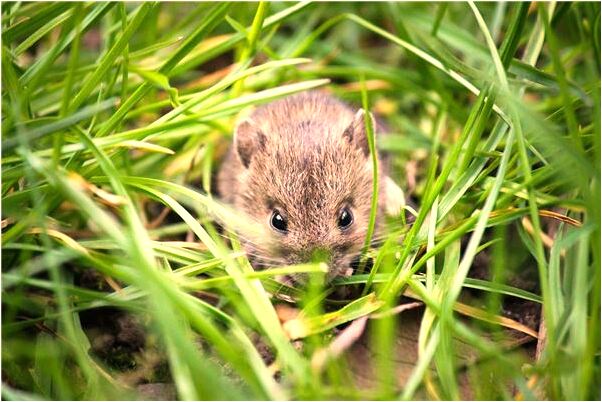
[245,246,371,286]
[269,254,371,289]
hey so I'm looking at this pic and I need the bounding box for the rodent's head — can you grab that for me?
[233,108,381,282]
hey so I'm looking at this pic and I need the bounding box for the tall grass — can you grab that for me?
[2,2,600,400]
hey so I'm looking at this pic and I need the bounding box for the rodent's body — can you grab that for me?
[217,91,388,280]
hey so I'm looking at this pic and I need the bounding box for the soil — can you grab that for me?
[75,284,538,400]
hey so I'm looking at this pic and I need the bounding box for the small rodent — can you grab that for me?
[217,91,403,281]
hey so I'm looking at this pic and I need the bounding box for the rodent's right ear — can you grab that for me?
[235,119,266,168]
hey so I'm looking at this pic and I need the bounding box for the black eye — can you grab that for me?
[270,210,288,233]
[338,208,353,229]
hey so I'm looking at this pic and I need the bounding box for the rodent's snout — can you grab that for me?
[284,246,331,266]
[285,245,354,281]
[303,247,332,264]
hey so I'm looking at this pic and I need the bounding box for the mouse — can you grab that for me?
[216,91,405,282]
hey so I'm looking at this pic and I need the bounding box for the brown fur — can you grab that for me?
[217,91,387,280]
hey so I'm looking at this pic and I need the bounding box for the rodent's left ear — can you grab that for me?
[343,109,375,157]
[235,119,266,168]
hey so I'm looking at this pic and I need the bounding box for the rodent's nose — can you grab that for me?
[297,247,332,264]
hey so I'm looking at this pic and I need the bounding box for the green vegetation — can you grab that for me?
[2,2,600,400]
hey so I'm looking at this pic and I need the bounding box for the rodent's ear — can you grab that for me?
[235,119,266,168]
[343,109,374,157]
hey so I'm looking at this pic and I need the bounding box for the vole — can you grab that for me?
[217,91,404,282]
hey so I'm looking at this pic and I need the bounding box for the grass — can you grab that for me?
[1,2,600,400]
